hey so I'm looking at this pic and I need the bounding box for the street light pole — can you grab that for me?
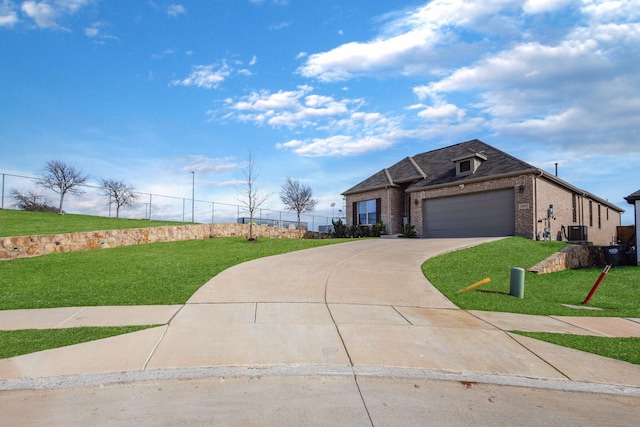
[191,171,195,223]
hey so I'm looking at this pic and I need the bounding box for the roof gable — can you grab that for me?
[342,139,535,195]
[342,168,394,194]
[408,139,535,190]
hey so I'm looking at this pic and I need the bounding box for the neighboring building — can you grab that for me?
[624,189,640,265]
[342,139,623,245]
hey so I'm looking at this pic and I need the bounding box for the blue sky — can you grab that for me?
[1,0,639,225]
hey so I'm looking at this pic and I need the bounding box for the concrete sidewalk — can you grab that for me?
[1,238,640,424]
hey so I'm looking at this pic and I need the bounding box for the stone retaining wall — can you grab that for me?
[0,223,329,260]
[528,244,605,274]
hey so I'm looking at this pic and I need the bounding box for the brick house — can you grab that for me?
[342,139,623,245]
[624,189,640,265]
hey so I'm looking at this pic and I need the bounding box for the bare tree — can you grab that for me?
[280,177,318,230]
[11,189,59,212]
[101,179,138,219]
[37,160,89,213]
[238,152,271,241]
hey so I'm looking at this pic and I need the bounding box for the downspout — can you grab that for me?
[387,186,391,234]
[382,168,394,235]
[534,171,543,239]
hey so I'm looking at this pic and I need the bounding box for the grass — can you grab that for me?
[422,237,640,318]
[0,237,350,310]
[0,209,186,237]
[511,331,640,365]
[423,236,640,364]
[0,326,158,359]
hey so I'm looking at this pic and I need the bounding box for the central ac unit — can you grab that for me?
[568,225,588,241]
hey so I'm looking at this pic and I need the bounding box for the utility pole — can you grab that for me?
[191,171,195,223]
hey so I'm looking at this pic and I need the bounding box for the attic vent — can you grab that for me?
[452,152,487,177]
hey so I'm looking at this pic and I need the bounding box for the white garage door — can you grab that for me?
[423,189,515,238]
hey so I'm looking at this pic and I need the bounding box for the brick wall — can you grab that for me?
[345,187,406,234]
[535,178,620,245]
[0,223,329,260]
[345,172,621,244]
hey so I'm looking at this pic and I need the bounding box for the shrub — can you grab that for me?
[332,219,348,238]
[11,189,61,213]
[401,223,417,238]
[372,221,386,237]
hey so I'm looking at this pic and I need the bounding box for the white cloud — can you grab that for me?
[415,38,608,97]
[21,0,57,27]
[269,21,290,30]
[84,21,118,42]
[297,0,516,81]
[405,0,640,152]
[224,85,360,128]
[171,63,231,89]
[219,85,403,156]
[523,0,575,14]
[0,0,18,27]
[277,135,394,157]
[417,102,465,121]
[20,0,90,29]
[250,0,289,4]
[179,155,243,174]
[167,4,185,17]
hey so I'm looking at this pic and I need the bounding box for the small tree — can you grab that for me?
[11,189,59,212]
[37,160,89,213]
[280,177,318,230]
[238,152,271,241]
[101,179,138,219]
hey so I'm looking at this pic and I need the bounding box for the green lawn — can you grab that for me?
[423,236,640,364]
[0,209,187,237]
[0,237,349,310]
[422,237,640,318]
[0,326,158,359]
[511,332,640,365]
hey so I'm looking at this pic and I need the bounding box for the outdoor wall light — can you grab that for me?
[519,184,525,193]
[414,198,419,206]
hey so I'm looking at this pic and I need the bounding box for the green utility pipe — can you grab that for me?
[510,267,525,298]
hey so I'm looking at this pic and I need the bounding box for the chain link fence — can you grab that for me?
[1,172,335,232]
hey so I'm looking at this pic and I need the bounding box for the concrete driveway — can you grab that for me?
[2,238,640,425]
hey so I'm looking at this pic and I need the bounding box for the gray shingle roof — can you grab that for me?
[343,139,536,195]
[625,189,640,203]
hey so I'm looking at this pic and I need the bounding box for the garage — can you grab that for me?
[423,189,515,238]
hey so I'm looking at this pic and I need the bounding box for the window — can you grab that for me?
[598,205,601,229]
[572,194,577,223]
[452,152,487,177]
[353,198,380,226]
[358,200,377,225]
[589,201,593,227]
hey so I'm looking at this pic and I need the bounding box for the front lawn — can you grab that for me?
[0,326,158,359]
[512,332,640,365]
[0,237,349,310]
[422,237,640,318]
